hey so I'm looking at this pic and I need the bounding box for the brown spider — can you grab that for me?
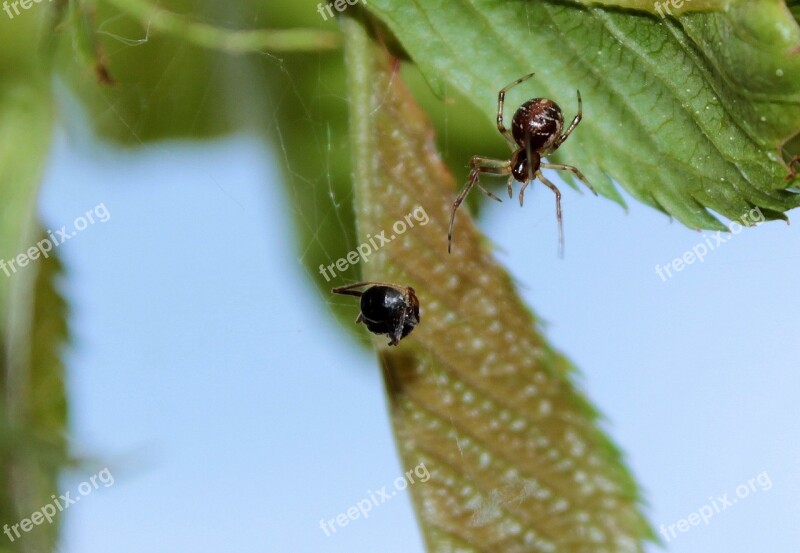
[447,73,596,254]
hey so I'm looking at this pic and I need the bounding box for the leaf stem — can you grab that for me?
[342,15,373,223]
[99,0,341,53]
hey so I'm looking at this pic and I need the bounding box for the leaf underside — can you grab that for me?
[366,0,800,230]
[344,15,653,552]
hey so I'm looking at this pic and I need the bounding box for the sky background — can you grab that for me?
[32,96,800,552]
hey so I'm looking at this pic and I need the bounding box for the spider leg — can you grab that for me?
[476,184,502,202]
[554,89,582,149]
[498,73,535,148]
[448,170,480,254]
[541,162,597,195]
[448,160,511,253]
[331,283,367,297]
[520,134,538,207]
[506,174,515,199]
[518,180,531,207]
[388,312,407,346]
[469,157,509,202]
[537,172,564,257]
[332,281,410,296]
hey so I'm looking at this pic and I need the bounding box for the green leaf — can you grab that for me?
[365,0,800,230]
[575,0,726,14]
[0,246,71,553]
[100,0,341,53]
[55,0,261,141]
[343,15,653,551]
[56,0,341,143]
[0,71,69,553]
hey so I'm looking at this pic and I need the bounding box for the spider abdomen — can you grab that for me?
[360,286,420,340]
[511,98,564,152]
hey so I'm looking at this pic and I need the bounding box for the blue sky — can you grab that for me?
[35,115,800,552]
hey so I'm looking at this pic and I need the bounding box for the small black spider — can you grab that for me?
[448,72,596,254]
[331,282,420,346]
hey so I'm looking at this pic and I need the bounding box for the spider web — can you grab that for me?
[47,3,800,553]
[82,0,444,406]
[76,4,563,551]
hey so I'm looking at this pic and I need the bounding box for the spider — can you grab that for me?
[447,73,596,254]
[331,282,420,346]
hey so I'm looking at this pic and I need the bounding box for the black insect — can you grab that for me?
[331,282,420,346]
[448,72,596,254]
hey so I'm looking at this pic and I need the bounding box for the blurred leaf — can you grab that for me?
[342,15,653,551]
[0,248,70,553]
[0,50,69,552]
[0,23,52,307]
[101,0,340,52]
[366,0,800,229]
[57,0,274,141]
[791,0,800,23]
[56,0,341,143]
[258,51,364,328]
